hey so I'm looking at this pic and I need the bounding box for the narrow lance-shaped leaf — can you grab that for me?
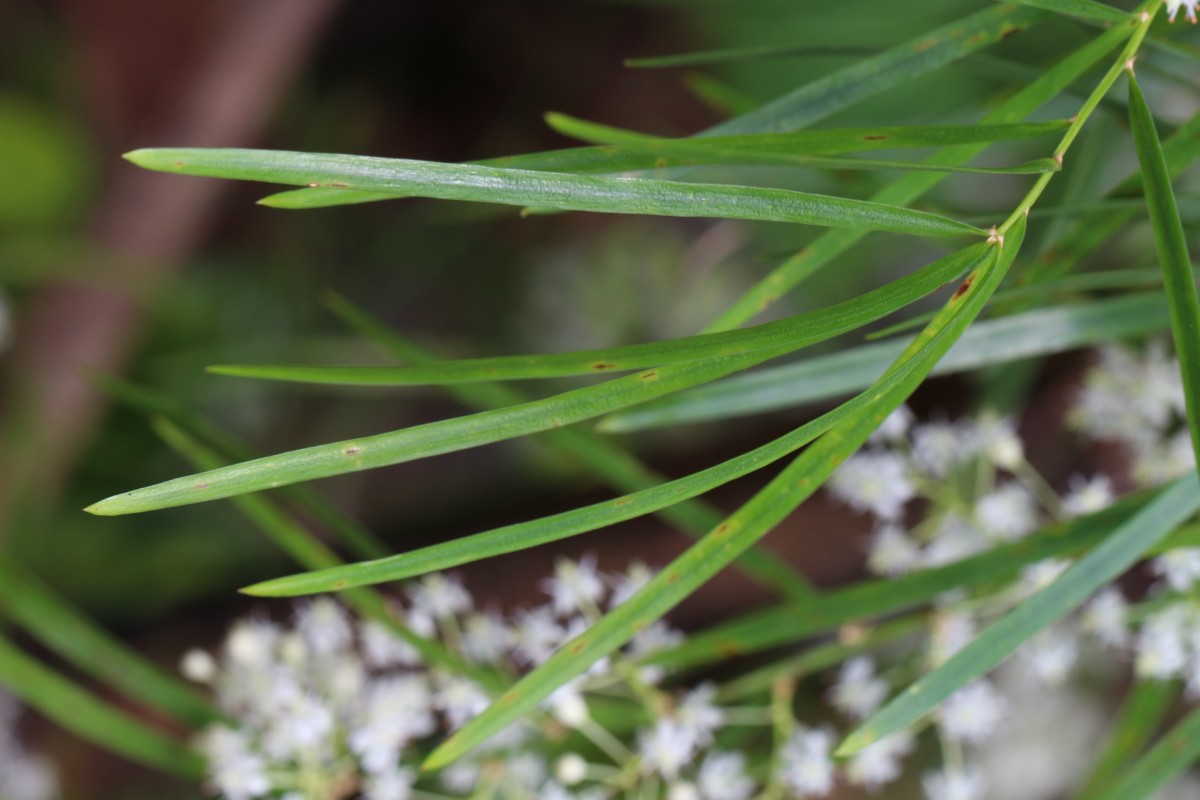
[1128,71,1200,467]
[703,5,1043,135]
[838,470,1200,756]
[208,244,985,386]
[0,557,218,727]
[1005,0,1128,23]
[544,112,1060,170]
[125,148,985,239]
[0,633,204,778]
[422,221,1027,770]
[599,290,1175,432]
[86,347,793,516]
[1091,705,1200,800]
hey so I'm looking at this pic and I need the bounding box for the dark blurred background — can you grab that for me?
[0,1,1170,794]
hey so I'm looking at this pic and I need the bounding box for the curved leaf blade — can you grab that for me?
[125,148,985,238]
[599,291,1174,431]
[207,244,985,386]
[1128,71,1200,468]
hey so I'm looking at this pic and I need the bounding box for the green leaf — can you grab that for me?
[625,44,874,69]
[599,290,1174,432]
[0,557,217,727]
[1128,71,1200,469]
[650,490,1154,671]
[320,294,818,603]
[838,471,1200,756]
[0,633,204,778]
[1077,680,1177,798]
[1004,0,1128,23]
[125,148,985,238]
[1091,704,1200,800]
[422,221,1027,771]
[86,349,783,515]
[702,5,1044,135]
[207,244,986,386]
[703,19,1132,331]
[546,112,1069,165]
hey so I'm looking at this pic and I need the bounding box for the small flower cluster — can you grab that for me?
[186,557,766,799]
[830,405,1078,577]
[0,693,58,800]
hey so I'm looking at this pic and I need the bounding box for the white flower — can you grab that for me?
[677,683,724,746]
[1153,548,1200,593]
[923,767,985,800]
[555,753,589,786]
[845,731,914,792]
[626,620,685,685]
[360,620,422,669]
[698,751,755,800]
[1020,627,1078,685]
[930,611,976,667]
[181,648,217,683]
[938,680,1005,744]
[407,573,473,620]
[828,451,916,520]
[1136,605,1191,679]
[512,606,566,666]
[503,752,547,792]
[973,413,1024,470]
[870,405,914,444]
[350,675,435,774]
[829,657,888,720]
[609,561,655,607]
[913,421,973,477]
[975,482,1038,541]
[1082,588,1130,648]
[1062,474,1114,517]
[462,611,512,664]
[203,728,273,800]
[542,555,607,616]
[432,672,489,730]
[362,766,416,800]
[638,720,699,780]
[868,524,922,576]
[225,620,281,670]
[546,680,590,728]
[779,727,836,797]
[297,598,353,653]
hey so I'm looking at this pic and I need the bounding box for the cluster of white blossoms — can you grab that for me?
[0,693,58,800]
[184,557,774,800]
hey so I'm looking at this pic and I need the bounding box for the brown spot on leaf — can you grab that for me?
[640,370,659,381]
[863,134,888,141]
[952,275,974,300]
[194,482,210,490]
[591,362,617,371]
